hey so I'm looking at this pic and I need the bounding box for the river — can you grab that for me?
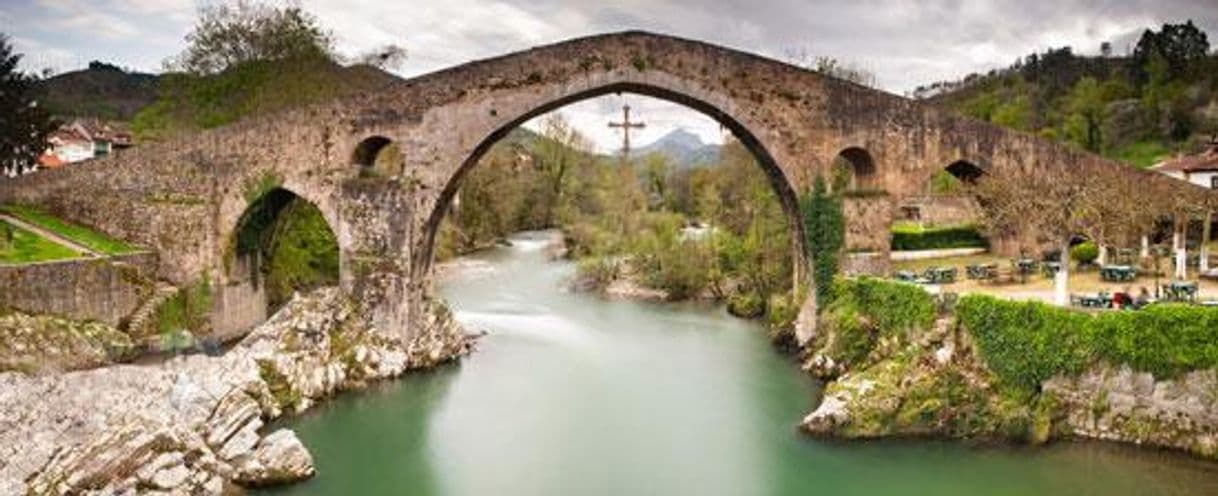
[262,231,1218,495]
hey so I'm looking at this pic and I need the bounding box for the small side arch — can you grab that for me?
[831,146,879,192]
[352,135,401,177]
[945,160,986,183]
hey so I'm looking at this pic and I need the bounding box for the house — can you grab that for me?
[1151,139,1218,190]
[41,119,134,166]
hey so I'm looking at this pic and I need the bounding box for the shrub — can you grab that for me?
[152,278,214,339]
[958,295,1218,392]
[891,224,987,251]
[1070,241,1099,264]
[727,292,765,318]
[820,277,937,366]
[957,295,1092,391]
[833,277,936,337]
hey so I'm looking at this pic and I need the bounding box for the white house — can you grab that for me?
[39,119,133,168]
[1151,141,1218,190]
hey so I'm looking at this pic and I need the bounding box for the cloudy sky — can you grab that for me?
[3,0,1216,152]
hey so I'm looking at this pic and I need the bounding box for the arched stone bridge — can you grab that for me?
[0,31,1185,342]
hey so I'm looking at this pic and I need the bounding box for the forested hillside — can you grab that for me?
[916,21,1218,168]
[33,61,157,120]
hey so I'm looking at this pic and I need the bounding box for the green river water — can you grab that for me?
[262,231,1218,495]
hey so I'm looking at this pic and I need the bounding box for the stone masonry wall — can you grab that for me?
[0,253,158,326]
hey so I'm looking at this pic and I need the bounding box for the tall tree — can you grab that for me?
[169,0,334,75]
[0,34,54,177]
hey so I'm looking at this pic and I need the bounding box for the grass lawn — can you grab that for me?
[0,205,138,255]
[0,221,82,264]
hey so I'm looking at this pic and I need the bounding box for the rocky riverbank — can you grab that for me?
[798,285,1218,460]
[0,288,472,495]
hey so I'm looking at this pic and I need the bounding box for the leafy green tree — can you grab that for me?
[0,34,55,177]
[1130,21,1210,86]
[1063,77,1106,151]
[169,0,334,75]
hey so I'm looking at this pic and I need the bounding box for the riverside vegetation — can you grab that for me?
[803,275,1218,458]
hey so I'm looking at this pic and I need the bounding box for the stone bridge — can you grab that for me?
[0,31,1189,342]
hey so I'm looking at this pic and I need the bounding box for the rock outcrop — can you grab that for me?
[0,287,472,495]
[0,311,135,374]
[801,308,1218,460]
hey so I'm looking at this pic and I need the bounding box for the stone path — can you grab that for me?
[0,213,100,258]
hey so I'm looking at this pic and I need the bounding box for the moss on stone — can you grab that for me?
[257,359,301,411]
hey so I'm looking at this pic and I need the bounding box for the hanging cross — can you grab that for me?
[608,104,646,159]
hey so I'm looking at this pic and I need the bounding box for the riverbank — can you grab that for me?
[0,288,472,494]
[799,280,1218,461]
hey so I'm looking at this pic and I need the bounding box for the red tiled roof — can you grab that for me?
[1154,144,1218,173]
[38,152,66,168]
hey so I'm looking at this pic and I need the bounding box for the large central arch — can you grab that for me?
[414,82,810,285]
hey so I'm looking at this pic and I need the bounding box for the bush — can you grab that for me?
[820,277,937,367]
[152,278,214,339]
[958,295,1218,392]
[891,224,987,251]
[957,295,1092,391]
[727,292,764,318]
[833,277,936,336]
[1070,241,1099,264]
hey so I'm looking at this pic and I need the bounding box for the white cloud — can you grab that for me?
[8,0,1218,147]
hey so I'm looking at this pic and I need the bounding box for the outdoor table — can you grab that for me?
[1163,281,1199,302]
[1042,262,1061,278]
[1100,265,1137,282]
[895,270,919,283]
[1075,293,1112,308]
[923,266,957,284]
[966,263,997,280]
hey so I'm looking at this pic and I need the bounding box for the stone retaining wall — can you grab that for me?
[0,253,158,326]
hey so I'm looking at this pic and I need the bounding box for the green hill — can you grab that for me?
[915,21,1218,168]
[131,58,400,141]
[33,61,158,120]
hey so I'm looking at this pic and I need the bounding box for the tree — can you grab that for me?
[972,162,1107,305]
[1063,77,1106,152]
[532,115,592,226]
[351,44,408,71]
[1130,21,1211,86]
[0,34,55,177]
[169,0,334,75]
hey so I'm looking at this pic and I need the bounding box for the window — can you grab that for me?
[1211,175,1218,190]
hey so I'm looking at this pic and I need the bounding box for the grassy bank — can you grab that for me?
[0,220,80,264]
[1,205,137,255]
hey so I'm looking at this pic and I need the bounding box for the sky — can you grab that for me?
[3,0,1217,152]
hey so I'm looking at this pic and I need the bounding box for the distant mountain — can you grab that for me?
[34,62,159,121]
[632,129,721,168]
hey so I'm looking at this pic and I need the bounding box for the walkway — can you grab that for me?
[0,213,100,258]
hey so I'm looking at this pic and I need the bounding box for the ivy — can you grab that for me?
[959,295,1218,392]
[800,176,844,309]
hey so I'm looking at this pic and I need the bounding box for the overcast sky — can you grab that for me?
[4,0,1216,152]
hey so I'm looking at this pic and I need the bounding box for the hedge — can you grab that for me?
[891,224,987,251]
[822,277,936,366]
[958,294,1218,391]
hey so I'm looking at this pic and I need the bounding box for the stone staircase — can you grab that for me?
[125,283,179,342]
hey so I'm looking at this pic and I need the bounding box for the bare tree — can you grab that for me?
[972,161,1108,305]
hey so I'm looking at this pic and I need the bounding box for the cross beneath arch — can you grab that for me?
[608,104,646,159]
